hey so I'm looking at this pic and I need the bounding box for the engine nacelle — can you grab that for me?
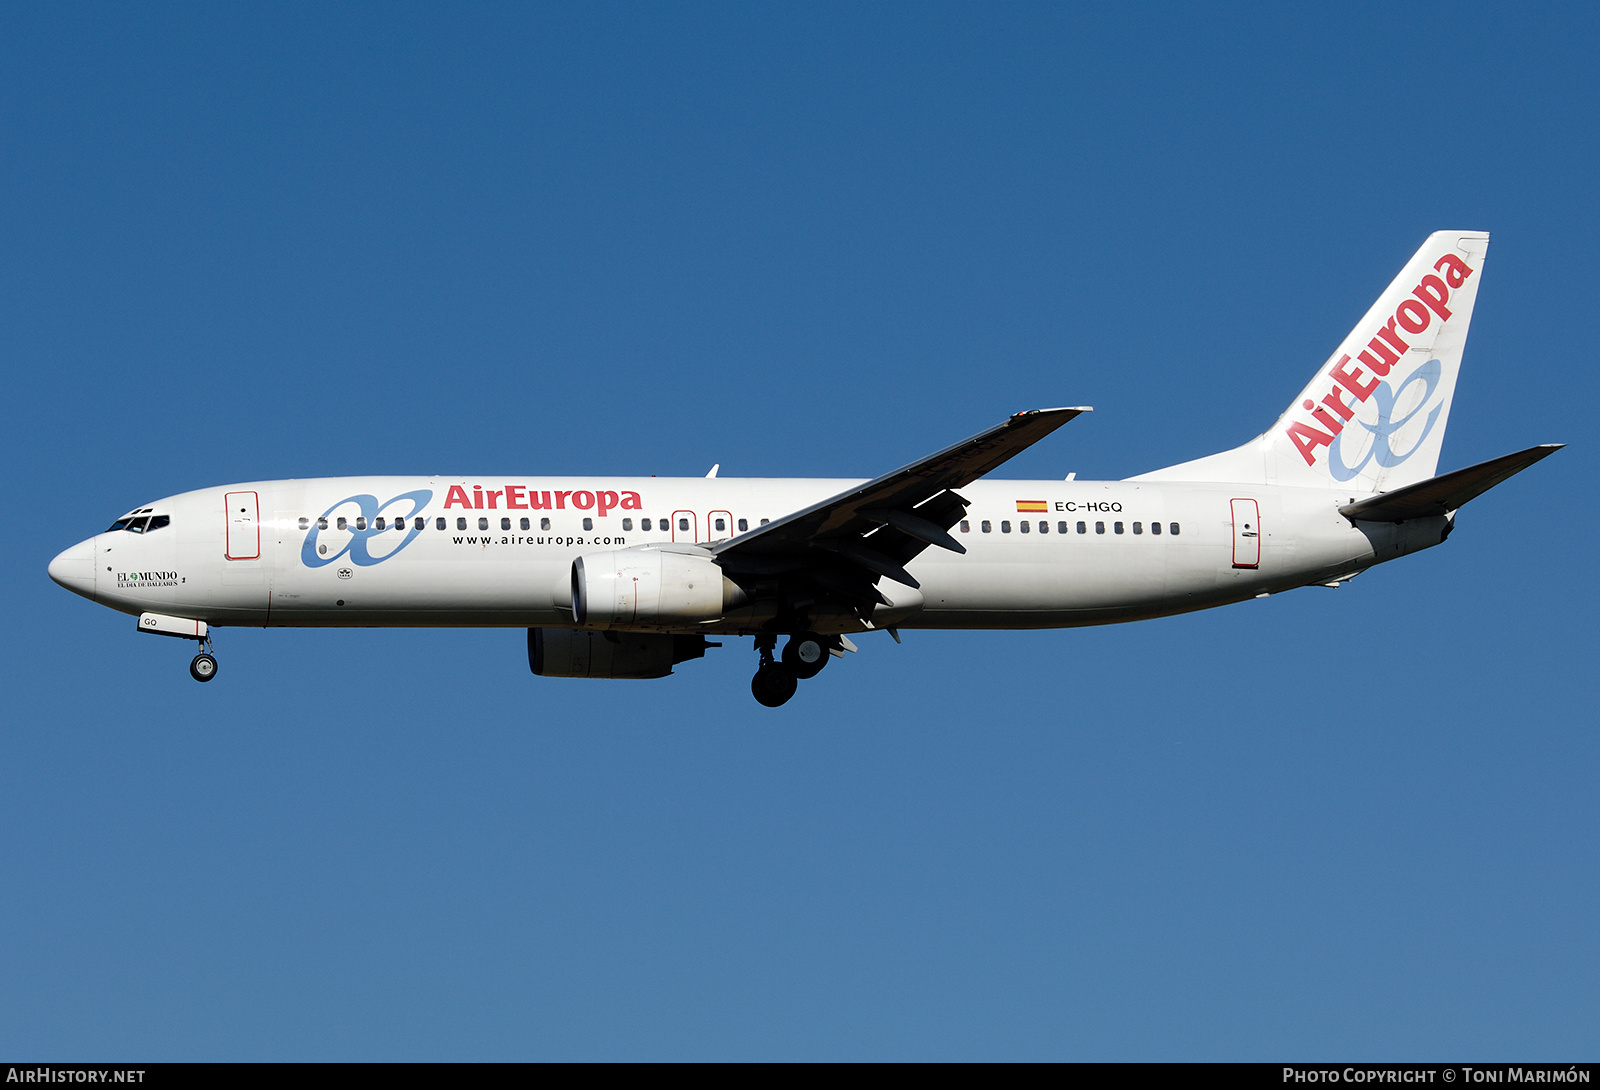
[529,628,710,679]
[571,547,745,628]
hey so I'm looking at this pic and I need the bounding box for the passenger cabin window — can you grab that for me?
[1058,521,1069,534]
[540,518,551,531]
[622,518,633,531]
[1019,520,1029,533]
[981,520,992,533]
[1095,521,1105,534]
[478,518,488,530]
[337,517,348,531]
[501,517,511,530]
[678,518,690,532]
[355,517,367,530]
[642,518,652,531]
[583,518,594,530]
[1114,521,1124,534]
[319,517,329,530]
[520,518,530,530]
[375,517,387,530]
[1151,521,1161,535]
[1170,522,1180,535]
[457,518,467,531]
[960,520,971,533]
[1001,521,1012,533]
[714,518,726,532]
[299,517,310,530]
[1133,522,1143,535]
[760,519,769,525]
[1038,521,1048,533]
[436,517,446,530]
[737,518,748,532]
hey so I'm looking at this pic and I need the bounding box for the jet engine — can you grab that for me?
[571,547,746,628]
[529,628,711,679]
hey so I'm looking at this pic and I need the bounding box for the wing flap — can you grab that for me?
[713,407,1089,557]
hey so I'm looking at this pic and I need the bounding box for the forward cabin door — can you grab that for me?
[225,491,260,560]
[1230,498,1260,569]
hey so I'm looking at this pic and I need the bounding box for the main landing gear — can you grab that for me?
[750,631,830,707]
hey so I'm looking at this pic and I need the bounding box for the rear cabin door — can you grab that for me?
[225,491,260,560]
[671,510,697,544]
[1230,498,1260,569]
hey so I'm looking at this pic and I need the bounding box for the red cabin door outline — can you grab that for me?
[1230,498,1260,569]
[671,510,697,543]
[707,509,733,542]
[225,491,260,560]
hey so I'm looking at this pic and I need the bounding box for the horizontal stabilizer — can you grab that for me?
[1339,444,1563,523]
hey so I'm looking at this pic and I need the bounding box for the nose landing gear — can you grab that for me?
[188,632,218,683]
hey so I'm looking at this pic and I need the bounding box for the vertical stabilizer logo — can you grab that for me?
[1285,251,1474,471]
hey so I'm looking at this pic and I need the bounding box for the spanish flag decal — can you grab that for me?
[1015,500,1048,513]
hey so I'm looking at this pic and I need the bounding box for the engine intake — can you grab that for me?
[571,547,745,628]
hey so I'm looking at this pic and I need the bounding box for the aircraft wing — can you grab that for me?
[712,408,1089,601]
[1339,443,1563,523]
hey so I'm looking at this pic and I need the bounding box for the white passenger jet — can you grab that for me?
[49,231,1559,705]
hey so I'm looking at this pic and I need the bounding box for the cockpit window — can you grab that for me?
[106,512,170,533]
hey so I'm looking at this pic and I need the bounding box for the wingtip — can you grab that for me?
[1014,406,1093,417]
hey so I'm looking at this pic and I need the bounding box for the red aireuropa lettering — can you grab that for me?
[1330,355,1379,401]
[1322,387,1356,421]
[1375,317,1410,358]
[1434,252,1473,289]
[1286,422,1335,466]
[621,492,642,510]
[1396,298,1431,335]
[554,491,572,509]
[597,490,620,517]
[1288,246,1473,469]
[571,490,595,510]
[445,485,472,508]
[506,485,527,509]
[1412,274,1452,322]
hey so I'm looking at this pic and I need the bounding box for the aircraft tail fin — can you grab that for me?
[1134,231,1490,491]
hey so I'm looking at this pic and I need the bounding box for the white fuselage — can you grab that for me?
[57,475,1447,634]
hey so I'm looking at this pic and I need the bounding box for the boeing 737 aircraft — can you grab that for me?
[49,231,1560,705]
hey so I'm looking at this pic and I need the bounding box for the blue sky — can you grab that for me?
[2,3,1595,1059]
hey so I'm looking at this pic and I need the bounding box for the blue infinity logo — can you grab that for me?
[1328,359,1444,482]
[301,489,433,568]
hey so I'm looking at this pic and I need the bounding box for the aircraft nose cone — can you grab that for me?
[48,538,96,600]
